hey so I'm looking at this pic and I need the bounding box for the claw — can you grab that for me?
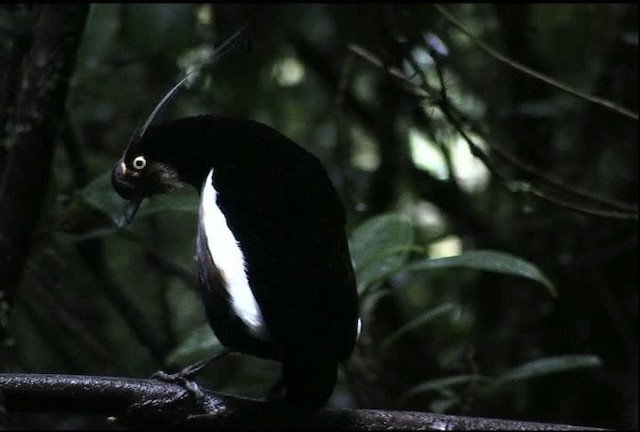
[151,370,204,400]
[149,349,233,401]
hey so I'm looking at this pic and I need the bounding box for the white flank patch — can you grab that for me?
[200,170,268,339]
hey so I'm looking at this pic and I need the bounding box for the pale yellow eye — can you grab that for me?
[132,155,146,170]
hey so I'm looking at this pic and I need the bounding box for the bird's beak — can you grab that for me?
[115,197,143,228]
[112,160,144,227]
[124,198,142,224]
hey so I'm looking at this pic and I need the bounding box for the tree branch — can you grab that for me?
[0,373,606,430]
[347,44,432,99]
[428,54,639,221]
[331,20,640,223]
[433,4,639,121]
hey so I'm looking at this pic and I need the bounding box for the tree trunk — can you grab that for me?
[0,4,89,340]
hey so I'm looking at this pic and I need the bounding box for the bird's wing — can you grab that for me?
[212,157,359,361]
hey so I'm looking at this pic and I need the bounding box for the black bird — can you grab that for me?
[111,79,360,410]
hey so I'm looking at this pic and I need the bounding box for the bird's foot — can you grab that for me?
[121,371,206,426]
[150,349,233,401]
[151,370,204,400]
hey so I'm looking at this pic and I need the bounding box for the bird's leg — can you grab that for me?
[152,348,233,399]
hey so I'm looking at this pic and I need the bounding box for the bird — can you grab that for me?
[110,77,360,411]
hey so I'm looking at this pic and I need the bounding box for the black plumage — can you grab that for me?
[112,115,359,410]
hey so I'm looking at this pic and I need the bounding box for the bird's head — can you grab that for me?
[111,139,184,225]
[111,26,248,226]
[111,73,192,225]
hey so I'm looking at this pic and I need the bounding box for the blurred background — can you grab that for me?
[1,4,637,429]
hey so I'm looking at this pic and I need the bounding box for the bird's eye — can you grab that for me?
[132,155,146,170]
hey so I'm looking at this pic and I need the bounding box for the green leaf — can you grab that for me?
[137,191,199,218]
[402,250,556,297]
[487,355,602,394]
[56,226,121,242]
[81,172,133,225]
[55,192,123,239]
[379,303,457,353]
[429,398,460,414]
[359,289,392,321]
[349,213,415,296]
[166,324,221,366]
[399,374,492,405]
[80,171,198,226]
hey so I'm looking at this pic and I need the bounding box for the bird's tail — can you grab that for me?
[283,351,338,411]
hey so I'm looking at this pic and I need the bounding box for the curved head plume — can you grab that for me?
[114,24,249,227]
[126,23,249,155]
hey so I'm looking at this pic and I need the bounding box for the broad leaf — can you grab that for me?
[137,191,199,218]
[81,171,198,226]
[349,213,415,296]
[429,398,460,414]
[379,303,457,353]
[486,355,602,394]
[166,324,221,366]
[400,374,491,404]
[359,289,392,321]
[402,250,556,297]
[81,172,132,225]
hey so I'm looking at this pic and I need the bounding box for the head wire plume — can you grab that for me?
[115,24,249,228]
[128,24,250,149]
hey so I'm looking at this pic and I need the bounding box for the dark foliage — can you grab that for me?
[0,4,636,430]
